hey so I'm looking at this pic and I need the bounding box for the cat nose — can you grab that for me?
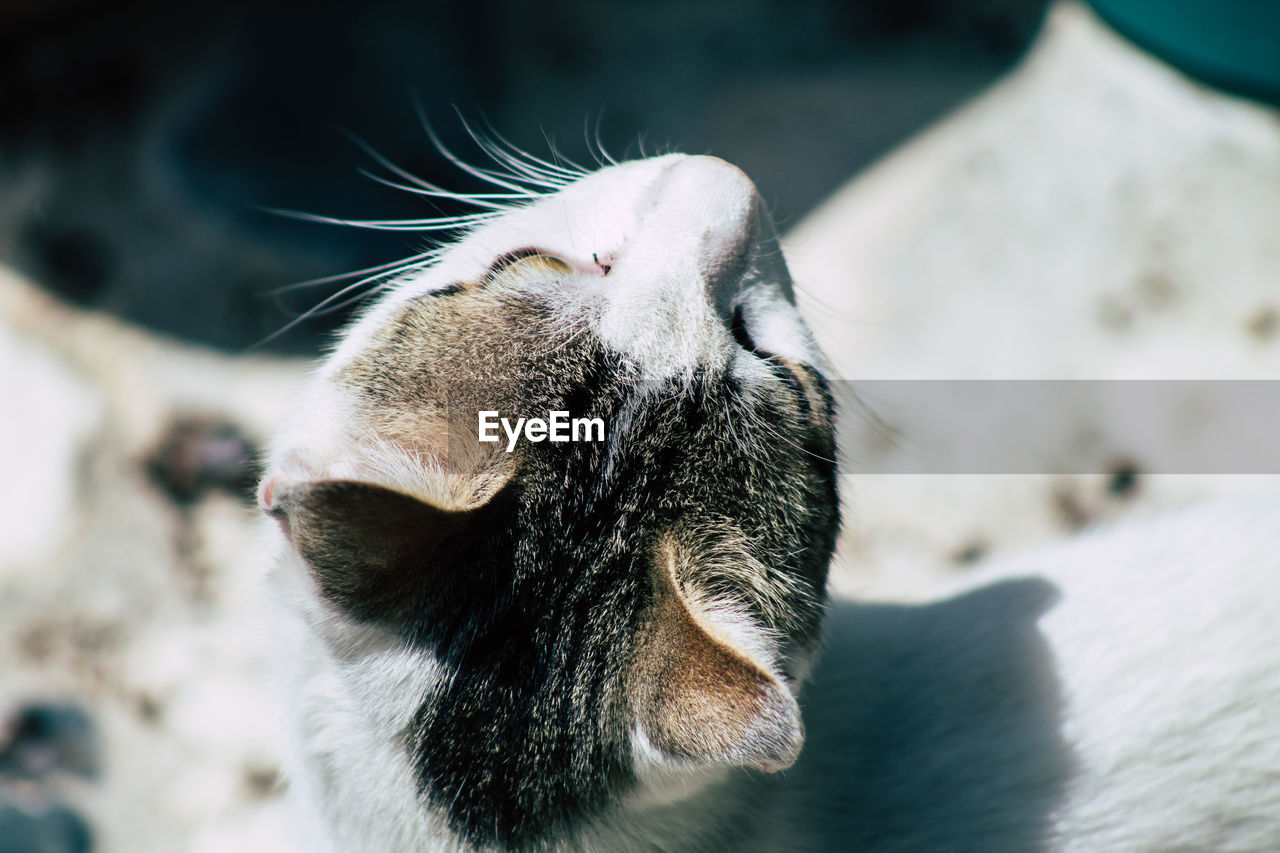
[595,153,774,376]
[660,155,761,306]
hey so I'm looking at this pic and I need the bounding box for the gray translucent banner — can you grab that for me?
[836,381,1280,474]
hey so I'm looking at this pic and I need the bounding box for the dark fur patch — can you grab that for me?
[269,480,490,626]
[302,286,839,849]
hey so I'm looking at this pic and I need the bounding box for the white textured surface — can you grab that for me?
[0,318,101,570]
[0,267,305,852]
[784,1,1280,596]
[786,2,1280,382]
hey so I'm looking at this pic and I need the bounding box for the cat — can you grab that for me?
[259,147,1280,851]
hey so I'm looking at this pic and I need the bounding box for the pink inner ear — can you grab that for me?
[258,475,280,512]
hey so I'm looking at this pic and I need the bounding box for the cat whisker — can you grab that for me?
[468,134,573,189]
[829,382,901,464]
[591,111,621,167]
[256,273,394,348]
[417,101,546,195]
[259,248,446,347]
[727,381,838,467]
[266,249,442,296]
[341,128,534,206]
[297,268,408,314]
[357,168,529,210]
[583,115,606,170]
[473,116,588,185]
[256,205,501,231]
[494,124,589,178]
[790,284,871,325]
[300,279,394,317]
[536,126,590,179]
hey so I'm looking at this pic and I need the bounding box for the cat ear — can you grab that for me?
[264,479,478,623]
[634,540,803,773]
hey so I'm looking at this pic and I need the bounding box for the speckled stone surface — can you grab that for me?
[786,2,1280,595]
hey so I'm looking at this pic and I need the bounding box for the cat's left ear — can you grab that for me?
[263,479,483,623]
[633,539,803,774]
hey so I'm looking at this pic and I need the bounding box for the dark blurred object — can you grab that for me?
[0,703,99,782]
[0,703,98,853]
[145,415,259,505]
[1088,0,1280,106]
[0,805,92,853]
[0,0,1049,353]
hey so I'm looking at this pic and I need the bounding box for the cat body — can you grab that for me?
[260,150,1280,851]
[270,491,1280,852]
[798,491,1280,852]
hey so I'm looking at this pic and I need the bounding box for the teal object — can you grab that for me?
[1089,0,1280,106]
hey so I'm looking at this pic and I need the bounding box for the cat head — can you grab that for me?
[261,152,839,848]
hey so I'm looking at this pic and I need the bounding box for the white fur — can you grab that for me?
[785,489,1280,851]
[268,549,446,852]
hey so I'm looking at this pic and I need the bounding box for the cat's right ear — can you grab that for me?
[262,479,480,623]
[633,538,804,774]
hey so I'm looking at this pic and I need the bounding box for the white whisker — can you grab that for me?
[416,101,539,194]
[471,135,573,190]
[538,125,589,176]
[257,205,501,231]
[257,271,392,347]
[583,115,606,169]
[473,117,587,185]
[728,381,838,467]
[268,249,442,296]
[357,168,528,209]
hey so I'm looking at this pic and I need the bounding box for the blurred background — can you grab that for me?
[3,1,1280,851]
[1,0,1054,352]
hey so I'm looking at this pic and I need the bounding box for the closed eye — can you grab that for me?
[484,248,573,283]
